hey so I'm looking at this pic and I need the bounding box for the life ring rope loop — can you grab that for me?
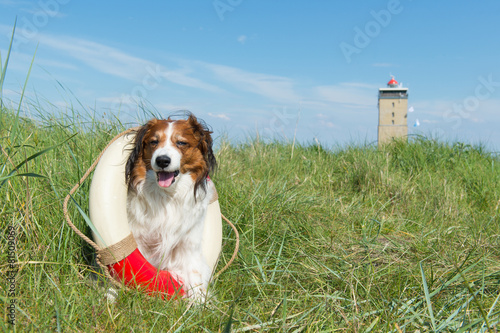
[63,128,137,288]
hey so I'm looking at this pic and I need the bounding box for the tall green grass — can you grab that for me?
[1,102,499,331]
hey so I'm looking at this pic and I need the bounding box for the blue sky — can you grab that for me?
[1,0,500,150]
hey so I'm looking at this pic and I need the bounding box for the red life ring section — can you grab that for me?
[108,248,185,298]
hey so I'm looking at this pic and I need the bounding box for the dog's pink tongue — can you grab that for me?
[158,172,175,188]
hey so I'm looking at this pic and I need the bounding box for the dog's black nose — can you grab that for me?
[156,155,171,168]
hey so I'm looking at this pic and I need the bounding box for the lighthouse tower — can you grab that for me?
[378,76,408,147]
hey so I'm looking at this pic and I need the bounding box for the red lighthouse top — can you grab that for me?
[387,77,398,87]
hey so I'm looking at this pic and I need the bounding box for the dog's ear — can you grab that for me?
[205,133,217,176]
[187,114,217,175]
[125,121,153,189]
[187,114,217,198]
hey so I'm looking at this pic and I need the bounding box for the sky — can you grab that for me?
[1,0,500,151]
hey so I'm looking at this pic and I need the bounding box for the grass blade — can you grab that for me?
[11,45,38,146]
[486,289,500,319]
[0,172,46,182]
[420,262,436,330]
[70,195,107,248]
[223,301,236,333]
[0,19,16,109]
[0,133,76,188]
[269,230,286,284]
[436,294,475,331]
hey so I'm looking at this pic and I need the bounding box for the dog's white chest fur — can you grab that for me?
[127,170,213,298]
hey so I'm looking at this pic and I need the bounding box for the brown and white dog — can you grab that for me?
[125,114,217,299]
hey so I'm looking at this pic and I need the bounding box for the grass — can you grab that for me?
[1,104,499,332]
[1,30,500,331]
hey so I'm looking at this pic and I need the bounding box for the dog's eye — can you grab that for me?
[150,140,159,147]
[176,141,188,147]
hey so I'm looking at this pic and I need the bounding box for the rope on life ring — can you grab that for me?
[62,127,239,295]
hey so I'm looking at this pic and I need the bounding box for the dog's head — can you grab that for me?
[125,113,216,196]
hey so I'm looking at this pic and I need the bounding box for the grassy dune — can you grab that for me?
[1,104,499,332]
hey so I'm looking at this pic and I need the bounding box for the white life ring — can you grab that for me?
[88,132,222,297]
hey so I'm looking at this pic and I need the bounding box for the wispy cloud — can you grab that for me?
[37,34,153,80]
[237,35,247,44]
[36,58,78,71]
[341,82,380,90]
[0,0,31,6]
[2,26,398,125]
[155,103,194,112]
[20,8,67,18]
[97,96,134,105]
[320,120,336,128]
[158,69,223,93]
[314,82,376,107]
[32,32,223,93]
[6,27,305,103]
[406,98,500,132]
[208,112,230,120]
[372,63,397,67]
[203,63,300,103]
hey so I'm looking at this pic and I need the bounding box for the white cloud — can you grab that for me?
[36,57,78,70]
[97,96,135,105]
[158,69,224,93]
[341,82,380,90]
[203,63,300,103]
[208,112,230,120]
[21,8,67,18]
[296,100,331,111]
[0,25,405,136]
[36,34,153,80]
[314,83,376,107]
[320,120,336,128]
[155,103,193,112]
[0,0,30,6]
[30,32,224,93]
[237,35,247,44]
[372,63,397,67]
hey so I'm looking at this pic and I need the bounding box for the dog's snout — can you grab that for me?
[156,155,171,168]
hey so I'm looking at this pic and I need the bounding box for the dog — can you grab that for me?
[125,113,217,299]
